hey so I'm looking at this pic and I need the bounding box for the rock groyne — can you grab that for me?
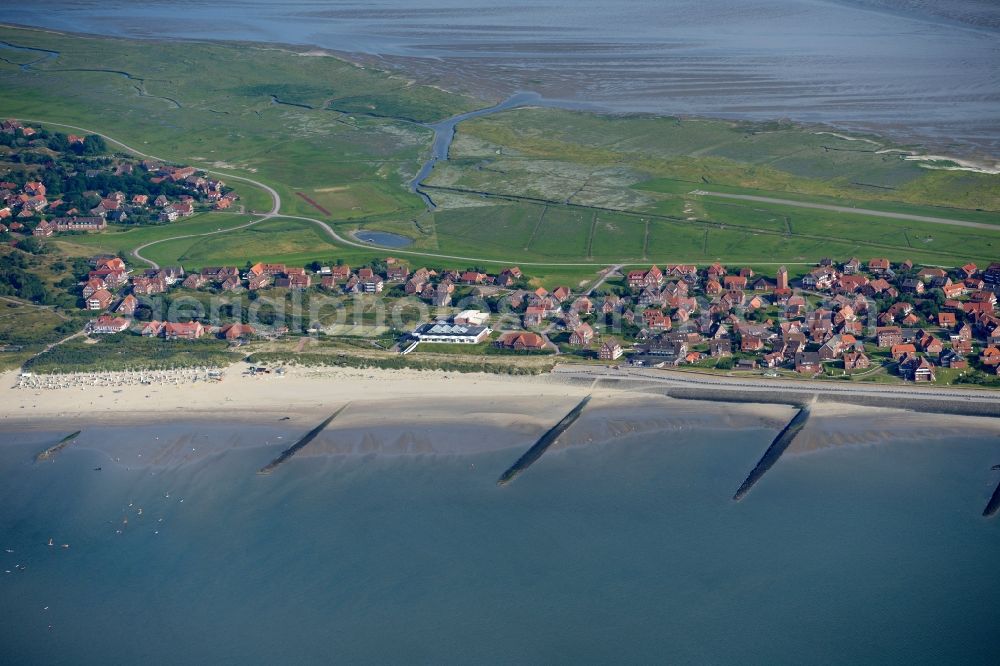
[497,395,591,487]
[984,476,1000,518]
[258,404,349,475]
[35,430,82,462]
[733,406,811,501]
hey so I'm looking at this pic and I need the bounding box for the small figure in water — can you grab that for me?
[47,538,53,547]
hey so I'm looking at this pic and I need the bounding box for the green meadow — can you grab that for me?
[440,108,1000,212]
[1,24,998,284]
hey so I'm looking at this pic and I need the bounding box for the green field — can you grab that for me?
[0,24,459,219]
[1,25,998,283]
[441,108,1000,212]
[51,212,257,258]
[143,217,339,268]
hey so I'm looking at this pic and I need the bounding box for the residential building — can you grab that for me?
[569,323,594,346]
[877,326,903,348]
[599,339,624,360]
[496,331,546,351]
[900,353,935,382]
[87,289,113,311]
[90,315,130,334]
[219,323,255,341]
[164,321,205,340]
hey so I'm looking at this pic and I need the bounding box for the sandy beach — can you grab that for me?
[0,365,790,460]
[4,364,999,467]
[1,365,600,425]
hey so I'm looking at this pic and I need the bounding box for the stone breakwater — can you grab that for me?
[984,477,1000,518]
[662,388,1000,419]
[733,406,810,501]
[258,404,350,475]
[497,395,592,486]
[34,430,82,462]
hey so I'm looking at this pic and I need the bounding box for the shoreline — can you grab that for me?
[1,22,997,169]
[4,366,1000,461]
[7,362,1000,425]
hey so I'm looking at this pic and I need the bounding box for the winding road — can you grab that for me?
[19,117,821,275]
[21,118,994,277]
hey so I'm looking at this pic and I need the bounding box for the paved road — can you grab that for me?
[585,264,622,296]
[275,214,625,268]
[552,364,1000,404]
[691,190,999,231]
[131,217,268,270]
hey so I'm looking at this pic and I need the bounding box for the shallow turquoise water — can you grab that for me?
[1,424,998,664]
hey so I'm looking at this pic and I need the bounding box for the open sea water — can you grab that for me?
[10,0,1000,157]
[1,423,998,664]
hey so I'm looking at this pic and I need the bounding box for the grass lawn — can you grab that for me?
[142,217,339,268]
[52,212,257,259]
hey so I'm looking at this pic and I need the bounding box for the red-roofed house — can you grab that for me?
[90,315,130,334]
[496,331,546,351]
[937,312,957,328]
[219,323,255,340]
[568,323,594,346]
[115,294,138,316]
[87,289,113,311]
[868,258,891,275]
[140,321,165,337]
[164,321,205,340]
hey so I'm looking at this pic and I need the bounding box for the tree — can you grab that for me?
[46,132,70,153]
[71,258,91,280]
[17,237,45,255]
[81,134,107,156]
[368,258,388,275]
[134,304,153,321]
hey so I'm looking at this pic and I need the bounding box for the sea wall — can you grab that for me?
[662,387,1000,418]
